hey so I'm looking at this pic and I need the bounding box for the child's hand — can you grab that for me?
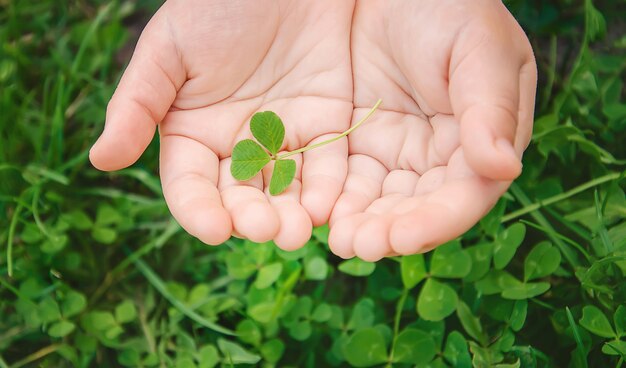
[89,0,536,257]
[328,1,536,260]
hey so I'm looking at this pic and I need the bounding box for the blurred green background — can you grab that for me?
[1,1,625,367]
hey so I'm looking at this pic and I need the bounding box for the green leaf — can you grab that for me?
[254,262,283,289]
[115,300,137,324]
[339,258,376,277]
[492,328,515,353]
[524,241,561,281]
[288,320,312,341]
[304,256,328,280]
[510,300,528,332]
[96,205,123,226]
[401,254,426,289]
[475,270,523,295]
[312,303,332,322]
[48,320,76,337]
[463,243,493,282]
[260,339,285,363]
[118,349,141,367]
[61,291,87,318]
[217,339,261,365]
[493,223,526,269]
[250,111,285,155]
[38,297,62,323]
[347,299,375,330]
[456,302,485,344]
[92,226,117,244]
[247,302,274,324]
[230,139,271,181]
[602,340,626,356]
[501,282,550,300]
[235,320,261,346]
[443,331,472,368]
[430,240,471,278]
[142,353,160,367]
[226,251,257,280]
[343,328,388,367]
[85,311,117,331]
[615,305,626,337]
[417,278,458,321]
[61,210,93,230]
[198,345,220,368]
[269,159,296,195]
[579,305,615,338]
[494,359,521,368]
[584,0,607,42]
[393,328,437,364]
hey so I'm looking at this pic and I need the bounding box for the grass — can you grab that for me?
[1,0,625,367]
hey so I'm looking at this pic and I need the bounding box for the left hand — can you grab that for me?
[327,0,537,261]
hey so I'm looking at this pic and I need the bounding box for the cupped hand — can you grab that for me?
[90,0,357,250]
[328,0,537,261]
[90,0,537,257]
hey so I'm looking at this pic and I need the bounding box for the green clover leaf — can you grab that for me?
[269,159,296,196]
[230,99,382,195]
[250,111,285,155]
[230,139,271,181]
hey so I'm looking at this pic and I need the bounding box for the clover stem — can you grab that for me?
[275,99,382,160]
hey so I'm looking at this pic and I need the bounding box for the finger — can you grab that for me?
[219,158,280,243]
[353,215,393,262]
[301,134,348,227]
[449,11,535,181]
[160,135,231,245]
[262,154,312,251]
[389,177,509,255]
[516,60,538,153]
[90,9,185,171]
[329,154,387,226]
[328,213,371,259]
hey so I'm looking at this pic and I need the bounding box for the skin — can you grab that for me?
[90,0,537,260]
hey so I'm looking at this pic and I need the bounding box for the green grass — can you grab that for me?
[1,0,625,367]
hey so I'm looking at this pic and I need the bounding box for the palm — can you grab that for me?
[328,1,536,260]
[151,1,353,249]
[91,0,536,257]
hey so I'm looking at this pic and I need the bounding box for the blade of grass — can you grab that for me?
[113,221,180,275]
[509,183,580,268]
[116,168,163,195]
[388,288,410,366]
[89,221,180,305]
[544,207,592,242]
[31,185,54,240]
[594,190,613,254]
[0,353,8,368]
[565,307,589,368]
[132,256,235,336]
[8,344,62,368]
[502,171,624,222]
[580,256,626,293]
[70,3,113,76]
[79,188,162,205]
[520,220,592,263]
[6,203,23,277]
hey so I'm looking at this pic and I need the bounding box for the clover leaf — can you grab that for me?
[230,100,382,195]
[269,158,296,196]
[230,139,271,181]
[250,111,284,155]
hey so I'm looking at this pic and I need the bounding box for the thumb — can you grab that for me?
[449,11,536,181]
[90,10,184,171]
